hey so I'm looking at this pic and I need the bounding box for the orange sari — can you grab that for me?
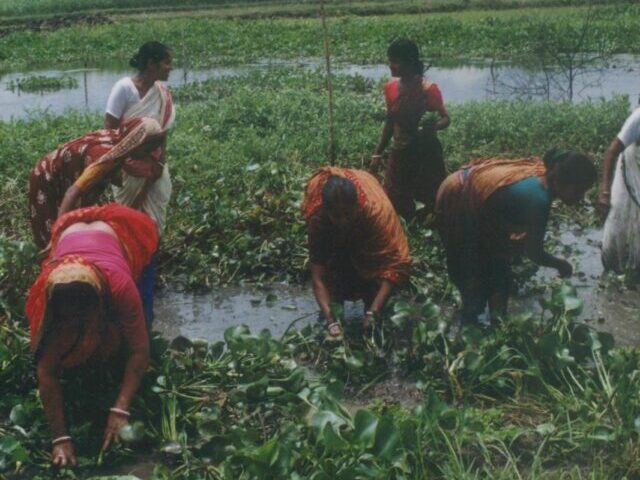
[302,167,411,287]
[435,157,547,315]
[26,203,157,367]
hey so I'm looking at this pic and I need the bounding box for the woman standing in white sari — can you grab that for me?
[60,41,175,324]
[599,106,640,273]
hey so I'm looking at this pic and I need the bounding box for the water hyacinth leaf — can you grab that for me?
[311,410,347,433]
[0,436,28,462]
[373,415,400,460]
[191,338,209,349]
[9,404,27,427]
[119,421,145,443]
[438,409,458,431]
[253,438,280,467]
[536,423,556,436]
[537,333,561,356]
[563,295,583,315]
[195,407,221,438]
[354,409,378,448]
[265,293,278,303]
[224,325,252,344]
[634,417,640,433]
[321,423,349,452]
[345,352,364,370]
[169,335,193,352]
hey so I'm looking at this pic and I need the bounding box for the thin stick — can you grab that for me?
[320,0,337,165]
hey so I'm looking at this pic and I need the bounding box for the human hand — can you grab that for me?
[102,410,129,451]
[556,259,573,278]
[596,192,610,222]
[52,440,77,467]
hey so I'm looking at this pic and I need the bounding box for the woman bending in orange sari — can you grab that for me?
[26,204,157,467]
[302,167,411,336]
[436,150,596,325]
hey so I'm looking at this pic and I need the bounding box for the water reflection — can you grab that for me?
[0,55,639,121]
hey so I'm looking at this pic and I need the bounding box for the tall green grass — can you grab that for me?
[0,0,629,19]
[0,3,639,70]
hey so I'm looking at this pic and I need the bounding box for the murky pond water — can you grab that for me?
[154,284,365,342]
[1,55,639,121]
[154,226,640,348]
[514,226,640,346]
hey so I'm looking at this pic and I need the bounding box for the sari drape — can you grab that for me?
[25,204,157,368]
[436,157,547,309]
[113,81,175,234]
[29,81,174,248]
[302,167,411,285]
[602,143,640,272]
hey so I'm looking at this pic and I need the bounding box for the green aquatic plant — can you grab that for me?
[6,75,78,93]
[3,282,640,478]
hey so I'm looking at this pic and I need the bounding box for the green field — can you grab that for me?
[0,0,629,19]
[0,3,639,71]
[1,2,640,479]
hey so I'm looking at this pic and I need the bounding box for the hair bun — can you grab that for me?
[129,55,139,69]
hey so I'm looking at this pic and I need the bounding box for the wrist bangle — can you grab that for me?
[52,436,72,446]
[110,407,131,417]
[371,154,382,158]
[365,310,376,316]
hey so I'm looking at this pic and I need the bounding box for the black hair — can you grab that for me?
[543,148,597,187]
[322,175,358,212]
[387,38,425,75]
[34,282,100,364]
[129,41,171,72]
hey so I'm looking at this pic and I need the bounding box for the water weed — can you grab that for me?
[0,4,639,70]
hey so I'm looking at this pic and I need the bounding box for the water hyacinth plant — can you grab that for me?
[2,282,640,478]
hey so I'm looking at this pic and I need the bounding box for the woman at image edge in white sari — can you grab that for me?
[599,105,640,272]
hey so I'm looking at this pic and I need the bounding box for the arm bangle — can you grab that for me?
[371,154,382,158]
[365,310,376,316]
[109,407,131,417]
[52,436,72,446]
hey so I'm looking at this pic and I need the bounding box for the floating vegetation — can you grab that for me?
[6,74,78,93]
[2,282,640,478]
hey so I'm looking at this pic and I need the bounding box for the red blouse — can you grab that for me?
[384,78,446,148]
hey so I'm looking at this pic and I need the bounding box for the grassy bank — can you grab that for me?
[0,3,639,71]
[0,0,630,20]
[0,69,629,310]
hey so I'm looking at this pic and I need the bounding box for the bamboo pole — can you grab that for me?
[320,0,337,166]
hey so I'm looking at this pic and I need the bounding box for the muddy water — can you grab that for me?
[2,55,640,121]
[154,227,640,348]
[515,227,640,346]
[153,284,365,342]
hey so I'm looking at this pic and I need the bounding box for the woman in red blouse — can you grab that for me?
[371,38,450,220]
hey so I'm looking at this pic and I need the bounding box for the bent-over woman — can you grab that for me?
[436,150,596,324]
[29,117,168,248]
[26,203,157,467]
[371,38,450,220]
[302,167,411,337]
